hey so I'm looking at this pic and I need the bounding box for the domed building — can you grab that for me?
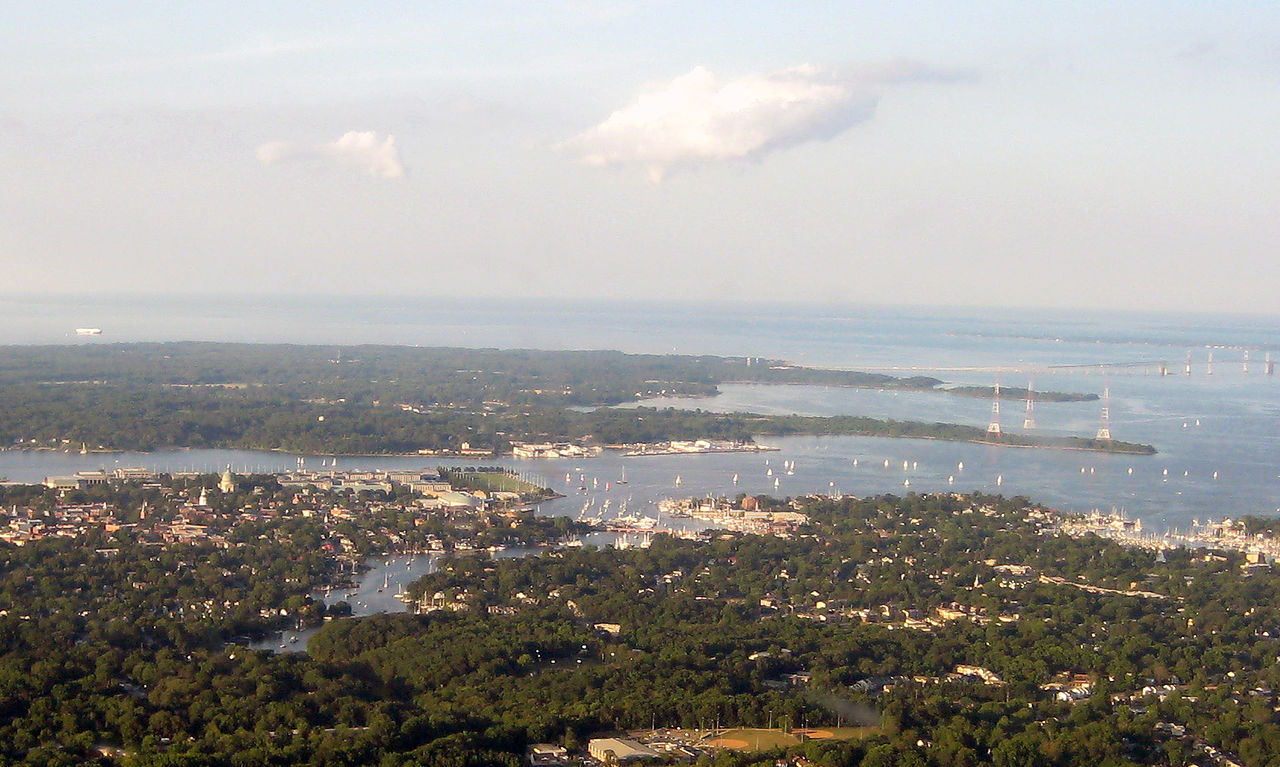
[219,467,235,494]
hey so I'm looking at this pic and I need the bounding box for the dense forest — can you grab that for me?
[2,486,1279,765]
[0,344,1142,455]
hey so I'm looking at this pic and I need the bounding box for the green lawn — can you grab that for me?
[452,471,545,495]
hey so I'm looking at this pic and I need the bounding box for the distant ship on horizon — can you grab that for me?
[74,328,102,336]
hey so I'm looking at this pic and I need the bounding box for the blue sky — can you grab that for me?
[3,2,1278,313]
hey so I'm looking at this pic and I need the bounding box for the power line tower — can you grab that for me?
[1022,380,1036,431]
[986,380,1002,438]
[1095,386,1112,441]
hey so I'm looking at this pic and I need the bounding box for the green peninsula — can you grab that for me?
[0,343,1148,455]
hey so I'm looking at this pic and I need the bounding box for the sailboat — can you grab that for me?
[618,467,628,484]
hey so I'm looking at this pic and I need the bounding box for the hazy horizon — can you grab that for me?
[4,3,1279,314]
[5,291,1280,323]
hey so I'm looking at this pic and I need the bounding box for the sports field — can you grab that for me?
[707,729,799,750]
[707,726,879,752]
[452,471,544,495]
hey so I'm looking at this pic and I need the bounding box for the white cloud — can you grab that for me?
[256,131,405,179]
[559,65,880,181]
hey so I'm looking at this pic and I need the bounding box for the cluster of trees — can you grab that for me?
[0,343,1116,455]
[389,493,1280,764]
[11,485,1274,764]
[0,343,936,411]
[944,385,1099,403]
[585,409,1154,454]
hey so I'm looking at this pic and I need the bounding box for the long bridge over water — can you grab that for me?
[847,351,1274,377]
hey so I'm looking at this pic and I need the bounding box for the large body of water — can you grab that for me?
[2,295,1278,532]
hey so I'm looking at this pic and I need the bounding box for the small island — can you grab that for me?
[944,384,1099,402]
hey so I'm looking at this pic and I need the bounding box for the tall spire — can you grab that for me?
[1095,386,1112,441]
[986,379,1002,438]
[1022,380,1036,431]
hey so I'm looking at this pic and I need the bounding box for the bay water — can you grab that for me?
[1,296,1277,532]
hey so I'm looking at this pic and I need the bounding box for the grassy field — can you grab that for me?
[451,471,545,495]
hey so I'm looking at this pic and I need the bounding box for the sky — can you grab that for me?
[3,2,1279,313]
